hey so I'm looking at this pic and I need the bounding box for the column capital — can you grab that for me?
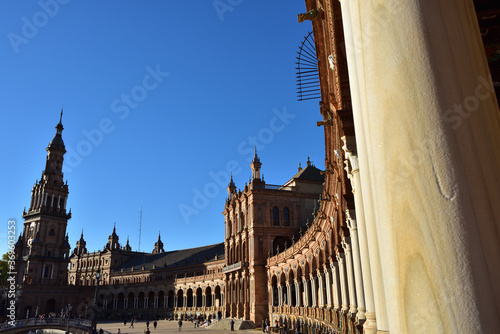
[342,239,351,252]
[346,210,357,230]
[336,253,344,264]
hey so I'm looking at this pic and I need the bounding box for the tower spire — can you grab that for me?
[59,107,63,123]
[250,147,262,181]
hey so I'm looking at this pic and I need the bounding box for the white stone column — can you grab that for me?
[154,296,158,308]
[340,1,500,332]
[302,278,310,307]
[345,210,366,320]
[310,274,317,307]
[277,285,282,306]
[342,137,376,333]
[317,270,325,307]
[295,280,302,307]
[330,262,340,310]
[342,239,358,316]
[336,253,348,313]
[324,266,333,308]
[286,283,292,306]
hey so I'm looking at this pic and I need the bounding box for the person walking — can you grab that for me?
[295,321,300,334]
[178,319,183,332]
[153,320,157,329]
[130,318,135,328]
[230,319,235,331]
[117,329,121,334]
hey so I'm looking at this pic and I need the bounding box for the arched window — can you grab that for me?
[283,208,290,226]
[272,207,280,225]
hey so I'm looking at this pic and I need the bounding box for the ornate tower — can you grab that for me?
[105,224,120,251]
[152,232,164,253]
[250,148,262,181]
[17,111,72,285]
[73,230,87,256]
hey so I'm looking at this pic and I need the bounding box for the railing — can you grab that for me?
[174,272,224,284]
[0,317,93,332]
[264,184,293,191]
[270,306,354,334]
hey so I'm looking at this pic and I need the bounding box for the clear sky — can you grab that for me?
[0,1,324,256]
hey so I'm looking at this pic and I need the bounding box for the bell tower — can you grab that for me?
[16,110,71,285]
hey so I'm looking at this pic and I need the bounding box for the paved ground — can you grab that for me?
[95,320,262,334]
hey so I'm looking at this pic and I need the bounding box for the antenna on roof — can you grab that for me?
[138,205,143,252]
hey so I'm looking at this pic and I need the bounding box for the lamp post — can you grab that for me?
[92,269,101,330]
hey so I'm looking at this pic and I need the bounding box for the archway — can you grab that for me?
[45,299,56,314]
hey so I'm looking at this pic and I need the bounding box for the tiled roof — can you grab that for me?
[290,164,324,182]
[117,242,225,272]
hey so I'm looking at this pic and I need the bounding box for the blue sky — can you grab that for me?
[0,1,324,256]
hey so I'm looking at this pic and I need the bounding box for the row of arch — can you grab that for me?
[96,286,223,310]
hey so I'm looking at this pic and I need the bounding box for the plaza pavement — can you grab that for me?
[95,320,263,334]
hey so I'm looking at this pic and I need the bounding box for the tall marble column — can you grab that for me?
[336,253,349,313]
[317,270,325,307]
[330,262,340,310]
[342,239,357,316]
[295,280,302,307]
[303,278,310,307]
[323,265,333,308]
[310,274,317,307]
[339,0,500,332]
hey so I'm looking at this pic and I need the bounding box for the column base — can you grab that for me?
[363,312,377,334]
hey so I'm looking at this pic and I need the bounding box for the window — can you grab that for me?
[283,208,290,226]
[43,266,50,278]
[272,207,279,226]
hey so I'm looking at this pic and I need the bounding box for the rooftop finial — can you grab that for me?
[59,107,63,123]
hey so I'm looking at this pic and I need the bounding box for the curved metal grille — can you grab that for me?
[296,31,320,101]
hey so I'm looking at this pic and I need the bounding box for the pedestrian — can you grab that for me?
[178,319,183,332]
[266,319,270,333]
[124,319,127,326]
[130,318,135,328]
[230,319,235,331]
[262,320,265,332]
[153,320,157,329]
[146,320,150,328]
[99,328,104,334]
[117,329,121,334]
[295,321,300,334]
[283,321,287,334]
